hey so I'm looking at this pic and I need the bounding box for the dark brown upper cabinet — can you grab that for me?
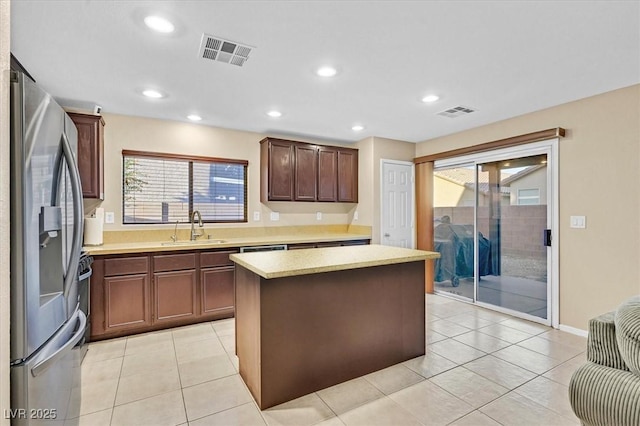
[260,137,358,203]
[317,147,338,202]
[294,144,318,201]
[68,112,105,199]
[337,149,358,202]
[261,138,295,201]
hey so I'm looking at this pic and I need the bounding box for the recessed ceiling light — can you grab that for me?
[352,125,364,131]
[142,89,165,99]
[422,94,440,103]
[187,114,202,121]
[144,15,175,33]
[316,66,337,77]
[266,110,282,118]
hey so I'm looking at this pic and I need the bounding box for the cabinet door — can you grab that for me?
[104,273,150,331]
[317,147,338,202]
[268,140,295,201]
[153,270,197,323]
[338,149,358,202]
[68,113,104,199]
[200,266,235,317]
[294,144,318,201]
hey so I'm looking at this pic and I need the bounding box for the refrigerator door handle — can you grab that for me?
[60,131,84,300]
[31,309,86,377]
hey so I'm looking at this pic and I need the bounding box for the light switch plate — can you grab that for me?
[270,212,279,221]
[570,215,586,229]
[354,211,359,221]
[105,212,114,224]
[316,212,322,221]
[253,211,260,221]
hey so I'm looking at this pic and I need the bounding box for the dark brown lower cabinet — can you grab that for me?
[154,269,197,323]
[90,242,367,340]
[201,266,235,317]
[104,273,151,332]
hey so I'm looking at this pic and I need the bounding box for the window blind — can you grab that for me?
[123,151,247,224]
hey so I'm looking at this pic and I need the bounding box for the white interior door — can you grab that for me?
[381,160,414,248]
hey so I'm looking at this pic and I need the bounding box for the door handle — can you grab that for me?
[543,229,552,247]
[60,132,84,301]
[31,309,86,377]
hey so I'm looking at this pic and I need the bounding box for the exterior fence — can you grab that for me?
[434,205,547,260]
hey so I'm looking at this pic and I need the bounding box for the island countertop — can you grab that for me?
[229,244,440,279]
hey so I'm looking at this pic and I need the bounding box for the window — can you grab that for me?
[517,188,540,205]
[123,150,248,224]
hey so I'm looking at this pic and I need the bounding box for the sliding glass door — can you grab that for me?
[475,154,549,319]
[433,144,555,324]
[433,162,477,301]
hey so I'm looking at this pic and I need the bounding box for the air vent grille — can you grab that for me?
[199,34,254,67]
[437,105,477,118]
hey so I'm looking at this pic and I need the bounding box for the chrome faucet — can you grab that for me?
[190,210,204,241]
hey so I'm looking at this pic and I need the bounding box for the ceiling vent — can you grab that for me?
[198,34,254,67]
[437,105,476,118]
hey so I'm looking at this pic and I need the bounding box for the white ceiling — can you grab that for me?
[10,1,640,144]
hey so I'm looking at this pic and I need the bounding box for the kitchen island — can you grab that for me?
[230,244,440,409]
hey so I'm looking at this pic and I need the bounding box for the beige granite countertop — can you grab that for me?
[84,232,370,256]
[230,244,440,279]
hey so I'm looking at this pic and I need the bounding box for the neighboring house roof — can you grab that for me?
[501,164,546,185]
[435,168,511,195]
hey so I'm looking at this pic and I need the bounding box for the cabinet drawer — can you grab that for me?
[104,256,149,277]
[200,250,238,268]
[154,253,196,272]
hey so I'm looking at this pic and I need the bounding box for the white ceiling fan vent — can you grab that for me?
[198,34,254,67]
[437,105,477,118]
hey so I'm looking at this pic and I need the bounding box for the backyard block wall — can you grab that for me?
[434,205,547,260]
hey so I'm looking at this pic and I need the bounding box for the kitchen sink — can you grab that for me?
[161,239,227,246]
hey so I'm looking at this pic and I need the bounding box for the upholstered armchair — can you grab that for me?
[569,296,640,426]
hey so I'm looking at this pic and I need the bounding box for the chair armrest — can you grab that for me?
[569,362,640,426]
[587,312,629,370]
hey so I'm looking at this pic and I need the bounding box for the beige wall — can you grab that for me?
[1,0,10,422]
[417,84,640,330]
[354,137,375,230]
[94,113,362,234]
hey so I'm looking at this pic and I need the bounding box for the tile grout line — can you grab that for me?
[170,331,190,426]
[109,337,129,426]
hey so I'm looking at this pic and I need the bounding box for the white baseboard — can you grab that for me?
[559,324,588,338]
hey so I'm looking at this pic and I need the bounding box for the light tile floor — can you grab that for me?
[71,294,585,426]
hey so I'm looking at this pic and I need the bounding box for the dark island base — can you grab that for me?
[235,261,426,409]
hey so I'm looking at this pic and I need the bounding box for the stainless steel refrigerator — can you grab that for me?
[10,71,87,424]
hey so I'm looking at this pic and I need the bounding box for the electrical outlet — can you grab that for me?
[270,212,279,221]
[316,212,322,221]
[105,212,114,224]
[354,211,359,221]
[253,211,260,221]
